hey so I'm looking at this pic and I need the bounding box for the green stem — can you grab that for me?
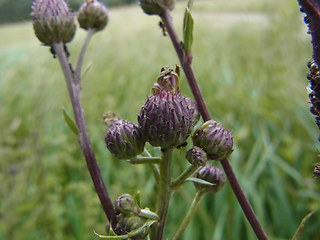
[155,149,173,240]
[170,165,198,190]
[75,29,95,86]
[128,156,162,164]
[144,148,160,183]
[172,190,205,240]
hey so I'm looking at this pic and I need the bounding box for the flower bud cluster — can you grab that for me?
[32,0,109,46]
[105,67,200,158]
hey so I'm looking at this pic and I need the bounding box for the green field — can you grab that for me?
[1,0,320,239]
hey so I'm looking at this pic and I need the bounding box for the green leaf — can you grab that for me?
[62,107,79,136]
[291,209,318,240]
[94,220,157,239]
[183,7,194,55]
[134,190,141,207]
[138,208,159,220]
[186,178,215,186]
[187,0,194,9]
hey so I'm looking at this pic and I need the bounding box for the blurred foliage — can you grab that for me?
[1,0,320,239]
[0,0,136,24]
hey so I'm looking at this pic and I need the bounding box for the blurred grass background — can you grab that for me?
[1,0,320,239]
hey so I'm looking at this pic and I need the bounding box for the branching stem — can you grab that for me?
[160,9,269,240]
[128,156,162,164]
[170,165,198,190]
[53,42,122,235]
[75,29,95,86]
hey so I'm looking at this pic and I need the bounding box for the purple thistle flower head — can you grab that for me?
[31,0,76,45]
[138,66,200,150]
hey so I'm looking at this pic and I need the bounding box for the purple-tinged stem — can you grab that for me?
[160,9,268,240]
[53,42,123,235]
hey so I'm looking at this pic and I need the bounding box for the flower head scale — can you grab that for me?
[138,66,199,150]
[31,0,76,45]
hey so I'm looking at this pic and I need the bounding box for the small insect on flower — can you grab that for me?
[159,21,167,36]
[312,162,320,178]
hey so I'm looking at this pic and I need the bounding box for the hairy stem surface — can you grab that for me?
[155,148,173,240]
[75,29,95,86]
[172,190,205,240]
[160,9,268,240]
[53,42,122,235]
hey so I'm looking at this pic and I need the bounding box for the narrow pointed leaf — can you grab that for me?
[138,208,160,220]
[186,177,215,186]
[62,107,79,135]
[94,220,157,239]
[187,0,194,9]
[134,190,141,207]
[183,7,194,55]
[291,209,318,240]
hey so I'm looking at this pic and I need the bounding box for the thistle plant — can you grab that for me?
[30,0,318,239]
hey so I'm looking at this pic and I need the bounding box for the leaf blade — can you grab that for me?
[62,107,79,136]
[183,7,194,55]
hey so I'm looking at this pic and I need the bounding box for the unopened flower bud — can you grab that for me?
[105,117,145,159]
[186,146,207,166]
[78,0,108,32]
[194,164,226,193]
[139,0,175,15]
[192,120,233,160]
[138,66,199,150]
[117,213,150,240]
[115,194,140,215]
[31,0,76,45]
